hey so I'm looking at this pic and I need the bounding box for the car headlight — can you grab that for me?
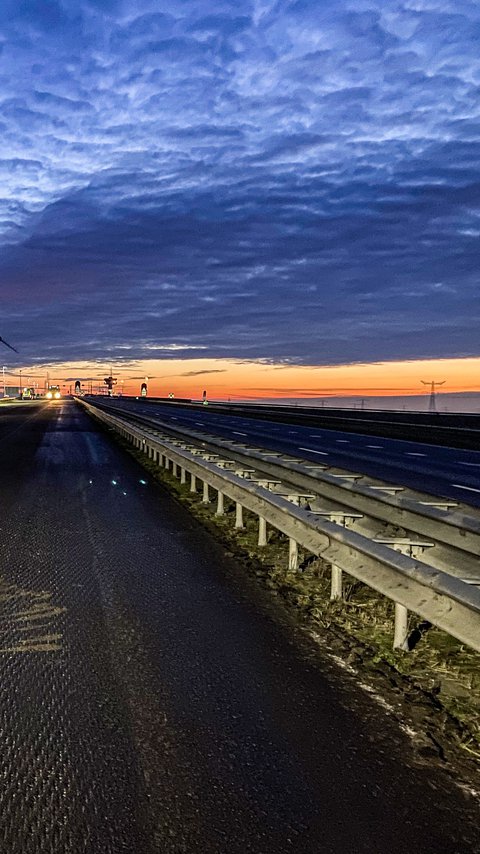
[46,391,52,399]
[54,392,61,399]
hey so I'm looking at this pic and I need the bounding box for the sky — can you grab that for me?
[1,0,479,399]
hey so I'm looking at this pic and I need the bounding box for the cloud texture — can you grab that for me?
[0,0,479,365]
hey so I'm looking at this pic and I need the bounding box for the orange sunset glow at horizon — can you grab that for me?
[10,356,480,407]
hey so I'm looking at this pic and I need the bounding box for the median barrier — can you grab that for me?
[79,399,480,655]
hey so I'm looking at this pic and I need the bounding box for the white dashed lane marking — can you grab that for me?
[336,440,349,443]
[233,431,247,436]
[451,484,480,494]
[298,447,329,456]
[405,453,426,457]
[366,445,383,449]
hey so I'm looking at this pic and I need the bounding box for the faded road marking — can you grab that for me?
[451,484,480,494]
[0,579,65,653]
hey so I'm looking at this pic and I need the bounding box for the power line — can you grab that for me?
[0,336,18,354]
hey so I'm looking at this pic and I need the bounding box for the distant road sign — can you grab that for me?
[104,375,117,396]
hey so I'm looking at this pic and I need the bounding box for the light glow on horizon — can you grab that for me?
[9,356,480,406]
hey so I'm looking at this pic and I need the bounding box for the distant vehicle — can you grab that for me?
[46,386,61,400]
[21,387,34,400]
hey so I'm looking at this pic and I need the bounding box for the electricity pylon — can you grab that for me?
[0,336,18,353]
[421,379,445,413]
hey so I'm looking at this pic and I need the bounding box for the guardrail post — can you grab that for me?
[173,461,178,477]
[235,502,244,528]
[164,456,170,471]
[393,603,409,651]
[202,481,210,504]
[216,491,225,516]
[330,565,343,600]
[180,467,186,485]
[190,473,197,493]
[258,516,267,546]
[288,538,298,571]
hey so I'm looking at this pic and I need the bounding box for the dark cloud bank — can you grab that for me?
[0,0,479,366]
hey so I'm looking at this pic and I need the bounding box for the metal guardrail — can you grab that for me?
[80,399,480,654]
[138,397,480,450]
[226,449,480,557]
[88,398,480,557]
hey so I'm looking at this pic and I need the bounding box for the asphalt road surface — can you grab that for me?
[0,400,478,854]
[98,398,480,508]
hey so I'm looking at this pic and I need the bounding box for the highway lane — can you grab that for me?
[1,400,479,853]
[96,398,480,508]
[0,401,54,492]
